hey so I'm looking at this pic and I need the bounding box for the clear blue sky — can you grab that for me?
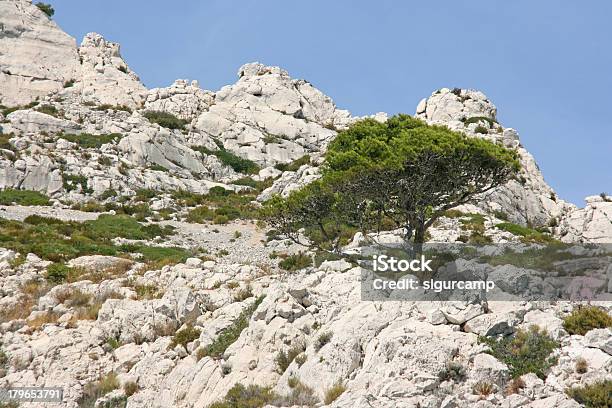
[51,0,611,206]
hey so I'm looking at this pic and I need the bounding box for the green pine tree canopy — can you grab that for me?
[262,114,520,252]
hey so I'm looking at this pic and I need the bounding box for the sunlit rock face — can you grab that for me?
[0,0,80,106]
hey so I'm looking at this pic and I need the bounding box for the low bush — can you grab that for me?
[278,252,312,271]
[63,173,93,194]
[473,381,494,397]
[192,146,260,174]
[35,104,60,117]
[563,306,612,335]
[479,325,559,379]
[92,104,132,113]
[208,384,276,408]
[274,155,311,172]
[169,325,201,349]
[495,222,556,243]
[35,2,54,17]
[143,110,187,130]
[438,360,466,382]
[566,380,611,408]
[275,341,306,374]
[314,331,332,351]
[474,125,489,134]
[60,133,122,149]
[324,381,346,405]
[0,189,50,206]
[0,215,185,267]
[77,372,119,408]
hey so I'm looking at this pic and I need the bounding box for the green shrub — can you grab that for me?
[60,133,122,149]
[35,104,60,117]
[63,173,93,194]
[186,205,214,223]
[314,331,332,351]
[474,125,489,134]
[324,381,346,405]
[169,325,201,349]
[1,101,38,117]
[563,306,612,336]
[208,383,276,408]
[463,116,497,127]
[46,263,71,284]
[0,215,184,266]
[35,2,54,17]
[82,214,172,240]
[275,341,306,374]
[274,155,311,172]
[479,325,559,379]
[566,380,612,408]
[143,110,187,130]
[77,372,119,408]
[93,104,132,113]
[213,214,229,225]
[149,164,169,172]
[438,360,466,382]
[0,189,50,206]
[278,252,312,271]
[495,222,556,243]
[192,146,260,174]
[198,296,264,359]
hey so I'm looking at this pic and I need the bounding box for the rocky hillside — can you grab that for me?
[0,1,611,408]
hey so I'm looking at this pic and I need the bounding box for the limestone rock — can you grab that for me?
[77,32,147,108]
[145,79,214,120]
[0,0,80,106]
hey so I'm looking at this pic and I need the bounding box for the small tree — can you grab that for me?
[262,115,520,253]
[35,2,55,17]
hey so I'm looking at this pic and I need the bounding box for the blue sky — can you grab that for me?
[51,0,611,205]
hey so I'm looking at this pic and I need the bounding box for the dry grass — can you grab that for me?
[505,377,525,395]
[27,311,60,330]
[324,381,346,405]
[575,357,588,374]
[0,280,47,323]
[474,381,494,398]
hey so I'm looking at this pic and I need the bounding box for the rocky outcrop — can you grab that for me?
[194,63,352,166]
[416,87,575,227]
[559,195,612,243]
[76,33,147,109]
[145,79,214,120]
[0,0,81,106]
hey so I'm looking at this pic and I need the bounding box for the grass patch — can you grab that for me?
[0,215,180,269]
[143,110,187,130]
[479,325,559,379]
[197,296,264,360]
[566,380,611,408]
[60,133,122,149]
[184,187,259,223]
[495,222,557,243]
[0,189,49,206]
[192,146,260,174]
[563,306,612,336]
[1,101,38,117]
